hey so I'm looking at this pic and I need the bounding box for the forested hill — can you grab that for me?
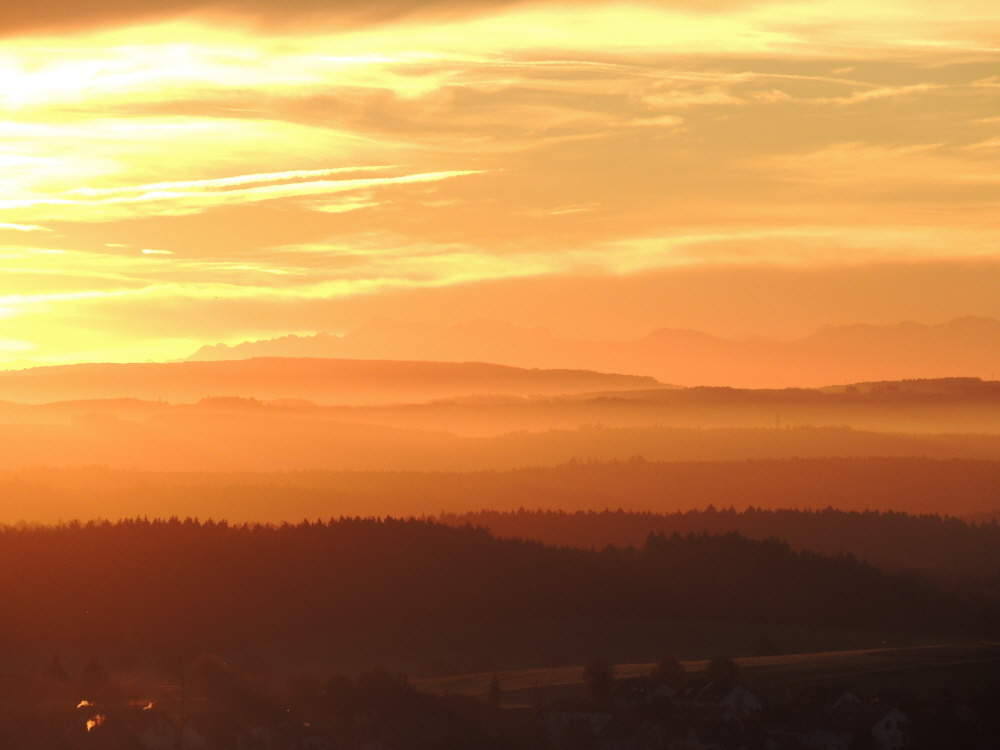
[437,507,1000,589]
[0,518,990,649]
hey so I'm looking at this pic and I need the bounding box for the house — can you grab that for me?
[597,715,665,750]
[779,721,852,750]
[237,724,283,750]
[614,678,677,710]
[788,687,863,718]
[130,708,179,750]
[862,689,913,750]
[675,681,762,719]
[541,698,614,748]
[669,721,748,750]
[236,720,333,750]
[772,692,910,750]
[777,686,866,750]
[183,713,241,750]
[297,731,333,750]
[866,707,909,750]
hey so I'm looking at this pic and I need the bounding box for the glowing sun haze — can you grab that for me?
[0,0,998,364]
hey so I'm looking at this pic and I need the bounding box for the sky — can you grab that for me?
[0,0,998,365]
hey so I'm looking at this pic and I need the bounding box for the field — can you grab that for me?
[413,642,1000,705]
[1,616,981,697]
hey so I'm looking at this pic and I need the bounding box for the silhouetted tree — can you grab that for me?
[288,672,320,704]
[655,656,687,690]
[191,654,231,708]
[583,662,615,707]
[324,674,356,712]
[706,657,740,685]
[486,674,502,709]
[191,653,283,722]
[46,655,70,683]
[78,657,117,703]
[321,675,357,738]
[531,681,546,710]
[357,669,409,712]
[80,657,108,688]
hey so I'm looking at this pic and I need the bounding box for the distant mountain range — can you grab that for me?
[0,358,659,406]
[189,316,1000,388]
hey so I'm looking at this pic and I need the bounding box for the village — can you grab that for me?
[4,653,995,750]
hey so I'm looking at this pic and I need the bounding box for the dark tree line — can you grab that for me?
[439,505,1000,591]
[4,456,1000,526]
[0,517,993,650]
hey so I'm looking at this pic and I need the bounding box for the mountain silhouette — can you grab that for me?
[0,358,660,406]
[188,316,1000,388]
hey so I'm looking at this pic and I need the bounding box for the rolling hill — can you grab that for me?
[188,317,1000,388]
[0,358,660,406]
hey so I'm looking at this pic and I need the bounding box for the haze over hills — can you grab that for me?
[3,378,1000,474]
[190,316,1000,389]
[4,457,1000,524]
[5,409,1000,474]
[6,377,1000,436]
[0,358,660,406]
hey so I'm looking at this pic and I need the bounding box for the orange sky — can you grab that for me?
[0,0,998,365]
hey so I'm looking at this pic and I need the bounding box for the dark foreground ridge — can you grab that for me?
[438,504,1000,592]
[0,518,993,649]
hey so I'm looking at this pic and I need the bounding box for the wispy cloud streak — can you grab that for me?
[66,165,400,197]
[0,222,49,231]
[0,0,997,363]
[0,169,483,220]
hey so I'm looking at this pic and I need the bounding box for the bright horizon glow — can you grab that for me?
[0,0,998,364]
